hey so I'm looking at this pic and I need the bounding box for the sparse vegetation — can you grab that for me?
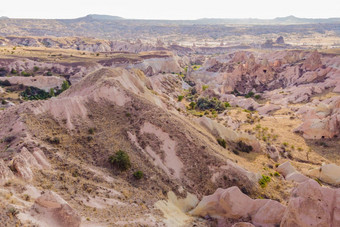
[258,175,271,188]
[217,138,227,148]
[133,170,144,180]
[109,150,131,171]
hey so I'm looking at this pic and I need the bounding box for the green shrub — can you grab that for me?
[259,175,271,188]
[21,71,31,77]
[61,80,70,91]
[196,97,226,112]
[49,88,55,97]
[46,71,53,76]
[178,95,184,102]
[189,101,196,110]
[237,140,253,153]
[33,66,39,72]
[274,171,280,177]
[245,91,255,98]
[10,69,17,74]
[21,86,52,100]
[1,99,7,105]
[217,138,227,148]
[202,85,209,91]
[133,170,144,180]
[109,150,131,171]
[88,128,95,134]
[254,94,261,100]
[224,102,231,108]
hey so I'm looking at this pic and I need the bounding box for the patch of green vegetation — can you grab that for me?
[10,69,17,74]
[178,95,184,102]
[274,171,280,177]
[33,66,39,72]
[202,85,209,91]
[236,140,253,153]
[245,91,255,98]
[109,150,131,171]
[258,175,271,188]
[21,86,52,100]
[224,102,231,108]
[217,138,227,148]
[254,94,261,100]
[196,97,226,112]
[133,170,144,180]
[189,101,196,110]
[88,128,95,134]
[21,71,31,77]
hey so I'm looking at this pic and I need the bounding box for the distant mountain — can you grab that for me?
[79,14,124,21]
[0,14,339,39]
[198,15,340,24]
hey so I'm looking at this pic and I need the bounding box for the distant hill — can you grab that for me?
[0,14,339,39]
[80,14,124,21]
[197,15,340,25]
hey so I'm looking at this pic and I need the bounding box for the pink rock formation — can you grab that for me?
[277,161,309,183]
[190,187,285,226]
[281,179,340,227]
[0,159,13,184]
[31,191,81,227]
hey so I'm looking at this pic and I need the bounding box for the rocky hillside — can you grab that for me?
[1,43,340,226]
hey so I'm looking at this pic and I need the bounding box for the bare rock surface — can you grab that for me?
[190,186,285,226]
[31,191,81,227]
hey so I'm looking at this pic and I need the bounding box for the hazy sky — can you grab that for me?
[1,0,340,20]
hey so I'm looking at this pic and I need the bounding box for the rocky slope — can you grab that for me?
[1,44,340,226]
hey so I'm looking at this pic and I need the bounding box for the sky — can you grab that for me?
[1,0,340,20]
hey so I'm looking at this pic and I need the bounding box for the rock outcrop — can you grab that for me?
[31,191,81,227]
[0,159,13,184]
[277,161,309,183]
[309,163,340,185]
[281,179,340,227]
[190,187,285,226]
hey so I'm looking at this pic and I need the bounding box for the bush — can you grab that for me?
[254,95,261,100]
[224,102,231,108]
[202,85,209,91]
[274,171,280,177]
[10,69,17,74]
[0,80,11,87]
[47,137,60,144]
[109,150,131,171]
[21,71,31,77]
[1,99,7,105]
[245,91,255,98]
[88,128,95,134]
[196,97,226,112]
[237,140,253,153]
[189,101,196,110]
[133,170,144,180]
[258,175,271,188]
[33,66,39,72]
[21,86,52,100]
[177,95,184,102]
[61,80,70,92]
[217,138,227,148]
[4,136,16,143]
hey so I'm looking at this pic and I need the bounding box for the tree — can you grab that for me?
[49,88,55,97]
[61,80,70,91]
